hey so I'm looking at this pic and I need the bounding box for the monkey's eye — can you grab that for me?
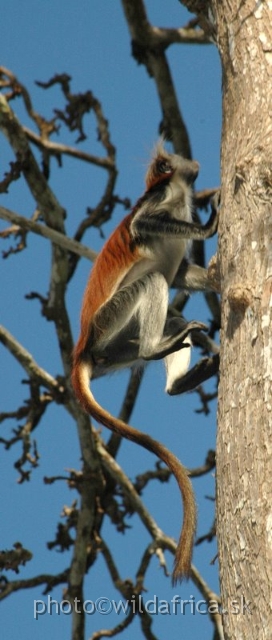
[157,159,172,174]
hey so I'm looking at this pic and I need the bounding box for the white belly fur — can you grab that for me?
[121,236,189,289]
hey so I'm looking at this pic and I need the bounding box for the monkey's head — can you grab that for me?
[145,140,199,191]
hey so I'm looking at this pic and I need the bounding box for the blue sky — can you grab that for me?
[0,2,221,638]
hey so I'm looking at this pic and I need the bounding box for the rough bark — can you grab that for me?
[211,1,272,638]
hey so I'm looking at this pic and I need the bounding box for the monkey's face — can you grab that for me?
[145,142,199,191]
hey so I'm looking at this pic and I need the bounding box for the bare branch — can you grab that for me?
[151,25,211,46]
[134,450,216,493]
[190,565,223,640]
[0,206,97,261]
[0,65,57,137]
[91,608,135,640]
[23,126,115,171]
[0,569,69,601]
[0,325,60,392]
[120,2,210,48]
[136,540,169,584]
[179,0,210,22]
[96,437,166,542]
[98,539,160,639]
[0,543,32,574]
[121,0,192,157]
[0,94,66,230]
[0,92,75,379]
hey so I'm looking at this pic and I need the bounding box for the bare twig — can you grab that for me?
[134,449,215,493]
[0,570,69,600]
[23,126,114,170]
[121,0,192,157]
[96,437,166,543]
[190,565,223,640]
[0,325,60,392]
[0,92,75,380]
[0,543,32,574]
[0,206,97,261]
[91,609,135,640]
[151,25,211,46]
[0,94,66,230]
[136,540,169,584]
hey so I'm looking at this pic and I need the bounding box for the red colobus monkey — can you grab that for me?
[72,141,219,583]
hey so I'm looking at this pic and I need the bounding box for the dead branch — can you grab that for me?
[0,206,97,261]
[23,126,115,170]
[0,569,69,600]
[96,437,165,542]
[0,325,60,392]
[121,0,192,157]
[0,543,32,574]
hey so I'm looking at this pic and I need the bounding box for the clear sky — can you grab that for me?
[0,2,221,638]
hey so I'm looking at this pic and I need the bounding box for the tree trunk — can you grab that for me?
[212,1,272,638]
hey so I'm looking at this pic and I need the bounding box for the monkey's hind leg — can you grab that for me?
[137,272,169,358]
[92,272,169,366]
[137,275,206,361]
[142,318,206,361]
[164,336,192,394]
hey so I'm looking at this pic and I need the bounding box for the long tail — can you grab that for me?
[71,358,196,583]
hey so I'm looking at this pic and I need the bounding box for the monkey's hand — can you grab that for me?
[207,253,221,293]
[209,188,221,233]
[211,188,221,211]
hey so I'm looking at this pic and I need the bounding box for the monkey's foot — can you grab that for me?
[143,320,207,361]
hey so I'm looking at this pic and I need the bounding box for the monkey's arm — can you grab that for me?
[132,202,218,241]
[133,188,220,242]
[172,260,220,292]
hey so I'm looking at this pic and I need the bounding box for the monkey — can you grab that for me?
[72,141,219,583]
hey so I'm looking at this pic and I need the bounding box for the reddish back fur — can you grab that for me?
[73,212,141,362]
